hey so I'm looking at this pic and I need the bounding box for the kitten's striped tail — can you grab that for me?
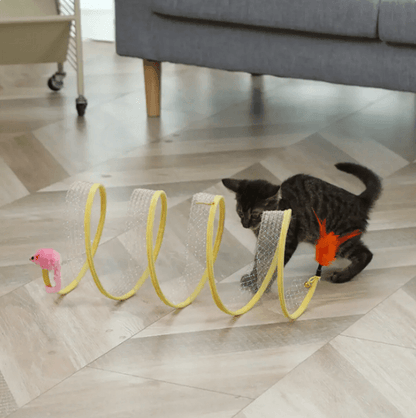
[335,162,382,208]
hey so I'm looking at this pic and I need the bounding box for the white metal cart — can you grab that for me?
[0,0,87,116]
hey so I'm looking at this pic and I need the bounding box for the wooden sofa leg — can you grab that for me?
[143,59,161,117]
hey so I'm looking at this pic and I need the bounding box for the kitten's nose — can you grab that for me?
[242,219,250,228]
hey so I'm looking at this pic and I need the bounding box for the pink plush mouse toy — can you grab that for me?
[30,248,62,293]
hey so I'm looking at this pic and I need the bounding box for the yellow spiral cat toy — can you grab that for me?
[31,181,321,320]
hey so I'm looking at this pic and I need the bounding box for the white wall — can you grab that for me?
[80,0,114,41]
[81,0,113,10]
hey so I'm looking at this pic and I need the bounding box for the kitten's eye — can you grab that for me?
[252,214,261,219]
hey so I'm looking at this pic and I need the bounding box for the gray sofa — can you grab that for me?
[115,0,416,117]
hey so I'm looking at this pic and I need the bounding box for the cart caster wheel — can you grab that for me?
[47,75,64,91]
[76,96,88,117]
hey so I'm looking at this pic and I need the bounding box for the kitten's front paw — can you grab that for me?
[240,273,258,292]
[328,270,352,284]
[264,271,277,293]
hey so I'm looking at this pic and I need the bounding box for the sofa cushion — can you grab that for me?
[152,0,380,39]
[379,0,416,46]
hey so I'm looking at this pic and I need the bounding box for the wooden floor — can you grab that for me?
[1,40,416,418]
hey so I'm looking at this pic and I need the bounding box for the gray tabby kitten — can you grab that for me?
[222,162,382,291]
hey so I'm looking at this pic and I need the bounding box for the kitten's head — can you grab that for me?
[222,178,280,231]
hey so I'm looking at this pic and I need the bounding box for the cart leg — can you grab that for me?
[74,0,88,116]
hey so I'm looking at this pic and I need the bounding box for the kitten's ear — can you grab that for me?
[222,179,241,193]
[265,185,280,202]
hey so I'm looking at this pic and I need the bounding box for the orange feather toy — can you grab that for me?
[313,209,361,272]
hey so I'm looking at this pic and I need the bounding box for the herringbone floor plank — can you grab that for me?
[0,41,415,418]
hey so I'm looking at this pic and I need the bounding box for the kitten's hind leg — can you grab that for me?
[328,240,373,284]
